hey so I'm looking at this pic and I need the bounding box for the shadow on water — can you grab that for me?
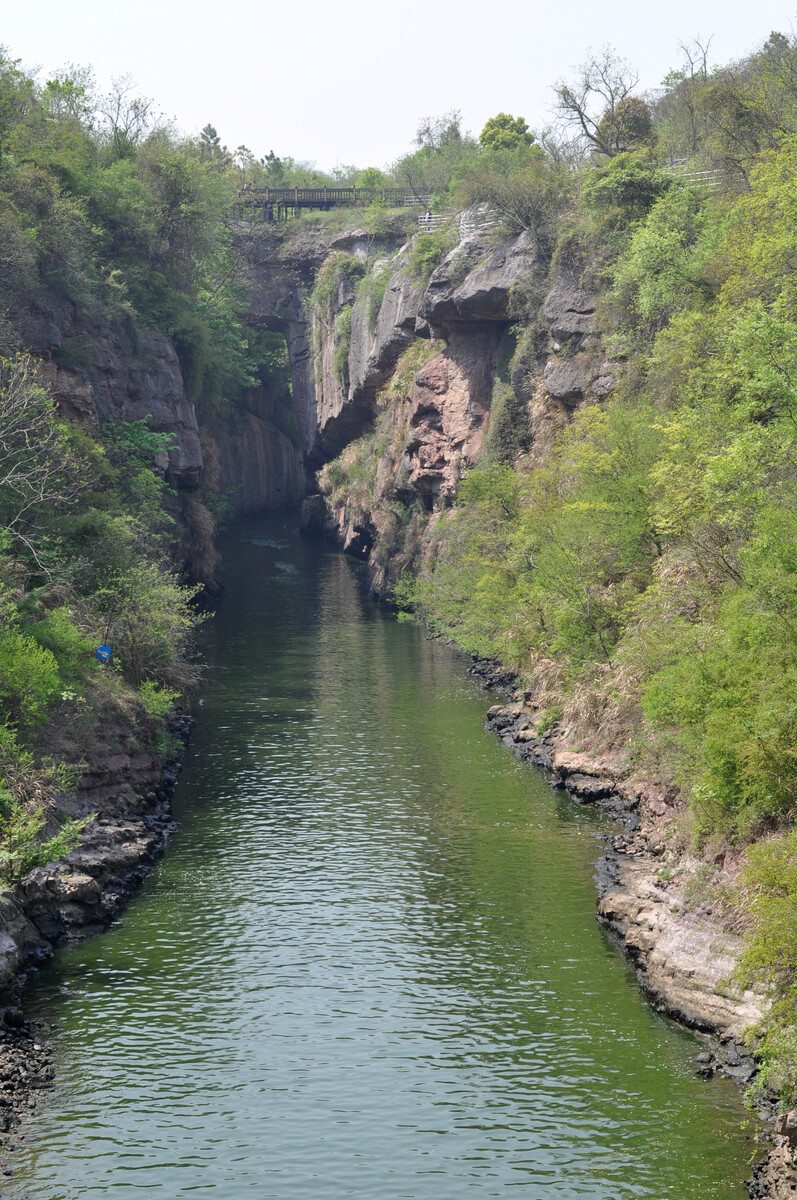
[9,516,752,1199]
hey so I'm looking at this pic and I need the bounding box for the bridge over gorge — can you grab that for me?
[237,185,433,220]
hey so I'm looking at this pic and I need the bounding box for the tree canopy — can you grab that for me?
[479,113,535,152]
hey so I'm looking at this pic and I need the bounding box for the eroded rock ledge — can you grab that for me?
[749,1116,797,1197]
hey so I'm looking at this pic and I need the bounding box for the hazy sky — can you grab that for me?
[4,0,797,170]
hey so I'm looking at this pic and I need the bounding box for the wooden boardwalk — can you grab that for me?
[238,185,432,219]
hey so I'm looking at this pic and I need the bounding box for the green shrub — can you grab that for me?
[93,561,203,690]
[737,829,797,1105]
[324,458,347,492]
[409,225,457,281]
[537,705,562,734]
[486,381,529,464]
[0,783,90,886]
[310,251,364,313]
[486,331,529,464]
[0,630,61,728]
[27,607,94,685]
[333,304,353,387]
[580,151,671,230]
[454,146,572,251]
[359,263,391,331]
[138,679,179,718]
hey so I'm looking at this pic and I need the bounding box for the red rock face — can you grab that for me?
[400,328,498,502]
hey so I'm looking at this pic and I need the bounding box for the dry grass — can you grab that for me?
[523,651,643,756]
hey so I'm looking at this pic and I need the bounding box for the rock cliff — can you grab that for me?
[21,288,305,583]
[254,213,617,594]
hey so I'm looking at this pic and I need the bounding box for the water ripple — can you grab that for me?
[11,520,750,1200]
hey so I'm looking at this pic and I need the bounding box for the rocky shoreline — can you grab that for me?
[0,708,192,1164]
[470,657,796,1199]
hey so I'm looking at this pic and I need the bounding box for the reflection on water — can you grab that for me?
[10,518,750,1199]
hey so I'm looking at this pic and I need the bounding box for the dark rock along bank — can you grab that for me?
[0,709,193,1152]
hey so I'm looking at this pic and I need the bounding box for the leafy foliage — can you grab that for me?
[479,113,534,153]
[0,353,202,884]
[0,782,89,886]
[736,831,797,1103]
[408,225,457,281]
[392,111,480,207]
[456,146,573,251]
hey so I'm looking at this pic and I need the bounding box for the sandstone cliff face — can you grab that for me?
[22,287,306,584]
[273,213,619,595]
[422,228,536,327]
[349,247,424,397]
[29,300,204,491]
[398,326,498,503]
[243,224,420,466]
[204,387,305,516]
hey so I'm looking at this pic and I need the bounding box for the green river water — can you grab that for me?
[9,518,751,1199]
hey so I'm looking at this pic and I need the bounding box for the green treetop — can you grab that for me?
[479,113,534,152]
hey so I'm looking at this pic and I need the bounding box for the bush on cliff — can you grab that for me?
[737,829,797,1104]
[0,783,89,887]
[408,225,457,282]
[455,146,573,252]
[0,631,61,729]
[0,352,203,881]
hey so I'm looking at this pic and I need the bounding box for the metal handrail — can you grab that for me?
[239,186,433,207]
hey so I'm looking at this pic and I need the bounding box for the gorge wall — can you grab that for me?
[27,211,616,585]
[20,288,304,589]
[238,211,618,590]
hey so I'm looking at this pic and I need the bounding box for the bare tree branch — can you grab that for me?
[554,48,642,156]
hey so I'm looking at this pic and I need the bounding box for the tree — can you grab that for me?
[654,39,713,161]
[94,560,203,689]
[479,113,534,152]
[96,75,154,159]
[554,48,645,157]
[415,109,464,151]
[456,148,572,252]
[0,355,89,563]
[596,96,655,151]
[393,111,479,202]
[198,123,231,168]
[260,149,286,185]
[580,151,671,229]
[355,166,387,189]
[42,65,95,122]
[233,143,256,182]
[0,49,36,163]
